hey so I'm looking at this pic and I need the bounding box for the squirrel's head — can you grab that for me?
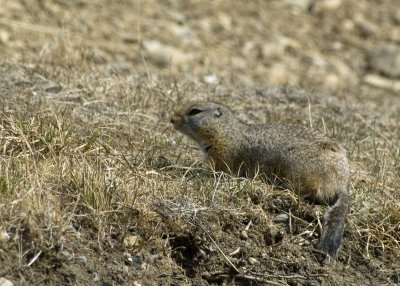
[170,101,235,146]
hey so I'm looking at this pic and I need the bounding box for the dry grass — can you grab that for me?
[0,60,399,284]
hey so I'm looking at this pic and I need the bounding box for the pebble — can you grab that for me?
[0,230,10,242]
[123,252,133,263]
[43,82,62,93]
[313,0,343,11]
[261,35,299,60]
[202,74,219,85]
[123,235,139,248]
[0,30,10,44]
[240,230,249,240]
[305,280,320,286]
[248,257,259,265]
[369,43,400,78]
[363,74,400,92]
[283,0,313,11]
[168,23,195,41]
[323,73,340,90]
[354,16,379,37]
[60,250,73,259]
[92,272,99,282]
[266,63,298,86]
[217,13,232,31]
[76,256,88,266]
[242,41,257,59]
[141,40,192,67]
[121,33,138,44]
[273,214,289,223]
[0,278,13,286]
[168,12,186,24]
[132,255,146,270]
[331,59,359,85]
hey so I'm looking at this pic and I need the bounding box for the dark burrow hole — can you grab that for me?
[169,233,199,278]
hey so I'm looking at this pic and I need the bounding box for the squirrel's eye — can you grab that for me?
[187,108,202,116]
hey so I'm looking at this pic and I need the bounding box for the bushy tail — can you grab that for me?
[318,190,349,259]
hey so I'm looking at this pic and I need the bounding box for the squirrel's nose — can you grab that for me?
[170,115,183,129]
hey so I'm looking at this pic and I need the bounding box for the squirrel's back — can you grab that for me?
[245,123,349,204]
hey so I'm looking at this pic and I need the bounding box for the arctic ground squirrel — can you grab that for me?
[170,101,350,259]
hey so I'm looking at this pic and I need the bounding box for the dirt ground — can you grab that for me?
[0,0,400,285]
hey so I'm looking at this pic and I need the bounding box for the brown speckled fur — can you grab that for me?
[171,101,350,259]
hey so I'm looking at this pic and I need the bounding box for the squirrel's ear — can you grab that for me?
[214,108,222,118]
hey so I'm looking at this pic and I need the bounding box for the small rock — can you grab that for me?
[76,256,88,266]
[342,19,355,31]
[331,59,359,85]
[123,235,140,248]
[168,12,186,24]
[363,74,400,92]
[242,41,258,59]
[266,63,298,85]
[0,230,10,242]
[354,16,379,37]
[369,43,400,78]
[240,230,249,240]
[92,272,99,282]
[0,278,13,286]
[248,257,259,265]
[311,55,327,68]
[332,41,343,50]
[323,73,340,90]
[391,29,400,43]
[273,214,289,223]
[148,253,160,263]
[132,255,147,270]
[305,280,319,286]
[284,0,313,11]
[121,33,138,43]
[141,40,192,67]
[133,281,142,286]
[132,255,143,268]
[168,23,195,41]
[313,0,343,11]
[261,35,300,60]
[0,30,10,44]
[217,13,232,31]
[202,74,219,85]
[60,250,73,259]
[43,82,62,93]
[393,10,400,24]
[123,252,133,263]
[244,240,252,248]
